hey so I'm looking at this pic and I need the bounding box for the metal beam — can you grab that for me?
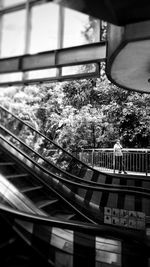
[0,42,106,73]
[0,68,100,86]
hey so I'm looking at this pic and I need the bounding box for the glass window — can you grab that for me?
[62,64,97,76]
[1,10,26,57]
[63,8,100,48]
[29,3,59,54]
[0,72,22,83]
[26,68,57,80]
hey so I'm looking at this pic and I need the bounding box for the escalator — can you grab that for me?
[1,126,150,228]
[0,105,150,266]
[0,105,150,226]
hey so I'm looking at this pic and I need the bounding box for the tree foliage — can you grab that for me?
[0,74,150,151]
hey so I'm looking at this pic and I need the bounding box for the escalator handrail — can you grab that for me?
[0,203,148,244]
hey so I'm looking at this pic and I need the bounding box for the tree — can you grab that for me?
[0,65,150,151]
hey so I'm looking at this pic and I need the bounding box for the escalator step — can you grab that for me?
[0,162,15,166]
[53,212,76,220]
[37,199,58,209]
[21,185,43,193]
[0,162,20,176]
[0,237,16,249]
[6,174,29,179]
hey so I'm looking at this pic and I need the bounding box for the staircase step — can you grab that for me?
[54,212,76,220]
[37,199,58,209]
[0,237,16,249]
[21,185,43,193]
[42,203,76,220]
[0,163,23,176]
[0,162,15,166]
[6,173,29,179]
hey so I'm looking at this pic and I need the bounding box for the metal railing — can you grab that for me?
[77,148,150,176]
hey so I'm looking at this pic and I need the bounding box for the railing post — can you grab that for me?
[91,149,94,167]
[145,149,148,176]
[113,152,115,173]
[79,150,83,162]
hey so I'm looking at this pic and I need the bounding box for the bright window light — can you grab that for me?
[29,3,59,53]
[1,10,26,57]
[63,8,100,48]
[26,68,57,79]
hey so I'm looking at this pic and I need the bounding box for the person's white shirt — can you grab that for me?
[114,141,123,156]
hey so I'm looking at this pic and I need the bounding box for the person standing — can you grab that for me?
[114,139,127,174]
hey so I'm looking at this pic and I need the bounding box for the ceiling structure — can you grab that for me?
[54,0,150,93]
[0,1,150,92]
[0,1,104,85]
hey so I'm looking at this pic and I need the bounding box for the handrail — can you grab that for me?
[78,148,150,175]
[81,147,150,153]
[0,203,147,243]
